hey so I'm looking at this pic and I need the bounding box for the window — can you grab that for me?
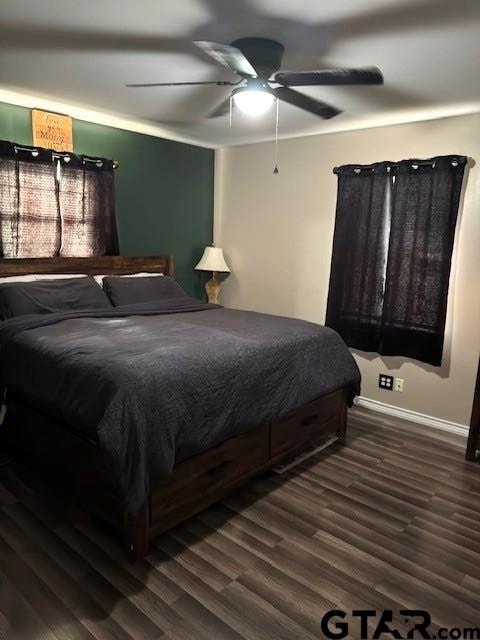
[326,155,466,366]
[0,140,118,258]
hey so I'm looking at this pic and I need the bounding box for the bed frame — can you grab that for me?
[0,256,350,561]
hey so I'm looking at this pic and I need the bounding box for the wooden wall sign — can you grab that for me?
[32,109,73,152]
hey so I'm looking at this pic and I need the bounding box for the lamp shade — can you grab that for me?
[195,246,231,273]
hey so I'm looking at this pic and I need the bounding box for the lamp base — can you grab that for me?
[205,275,221,304]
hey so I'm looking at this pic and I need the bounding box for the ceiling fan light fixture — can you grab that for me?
[232,86,275,117]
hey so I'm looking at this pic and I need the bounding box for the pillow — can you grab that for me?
[93,271,164,285]
[103,275,187,306]
[0,277,112,320]
[0,273,88,284]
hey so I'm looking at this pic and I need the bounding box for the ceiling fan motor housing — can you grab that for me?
[230,37,285,78]
[126,35,383,122]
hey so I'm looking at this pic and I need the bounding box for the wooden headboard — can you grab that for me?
[0,255,174,278]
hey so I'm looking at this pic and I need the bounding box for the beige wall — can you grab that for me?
[215,114,480,427]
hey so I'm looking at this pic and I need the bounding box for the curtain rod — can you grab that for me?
[333,157,466,174]
[13,145,119,169]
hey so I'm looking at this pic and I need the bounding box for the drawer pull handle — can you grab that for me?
[302,414,319,427]
[208,461,230,478]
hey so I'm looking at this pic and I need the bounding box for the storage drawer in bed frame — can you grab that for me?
[3,386,349,560]
[150,424,270,535]
[270,389,343,459]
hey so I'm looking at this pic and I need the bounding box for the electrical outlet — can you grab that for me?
[394,378,404,392]
[379,374,393,390]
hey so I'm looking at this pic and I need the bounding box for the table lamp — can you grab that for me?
[195,245,231,304]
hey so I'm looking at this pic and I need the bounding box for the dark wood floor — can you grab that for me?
[1,407,479,639]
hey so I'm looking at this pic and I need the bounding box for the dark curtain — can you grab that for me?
[380,156,466,365]
[325,162,392,351]
[326,155,466,366]
[0,142,60,257]
[0,140,118,258]
[58,155,117,257]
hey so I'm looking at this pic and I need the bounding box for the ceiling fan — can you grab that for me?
[126,37,384,119]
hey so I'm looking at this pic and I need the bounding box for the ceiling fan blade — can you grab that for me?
[274,67,384,87]
[207,97,231,118]
[194,40,257,78]
[270,86,341,119]
[126,80,237,88]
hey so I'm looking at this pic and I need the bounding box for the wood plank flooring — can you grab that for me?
[1,407,479,639]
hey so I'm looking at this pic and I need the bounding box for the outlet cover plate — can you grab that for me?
[379,374,394,390]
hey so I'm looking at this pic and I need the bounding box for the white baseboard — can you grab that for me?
[354,396,469,437]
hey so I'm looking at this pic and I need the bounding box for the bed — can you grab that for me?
[0,255,360,560]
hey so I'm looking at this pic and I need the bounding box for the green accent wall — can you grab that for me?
[0,101,214,297]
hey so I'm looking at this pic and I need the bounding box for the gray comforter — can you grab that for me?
[0,298,360,513]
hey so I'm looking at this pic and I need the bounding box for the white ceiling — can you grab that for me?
[1,0,479,147]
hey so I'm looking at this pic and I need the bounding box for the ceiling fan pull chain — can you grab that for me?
[273,98,279,174]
